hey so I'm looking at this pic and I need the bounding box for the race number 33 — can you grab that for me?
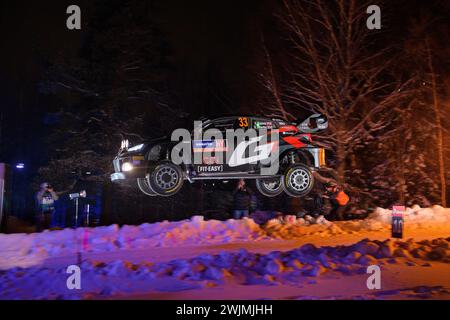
[238,117,249,128]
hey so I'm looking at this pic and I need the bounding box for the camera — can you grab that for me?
[69,190,87,200]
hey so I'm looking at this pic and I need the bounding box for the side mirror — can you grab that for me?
[297,114,328,133]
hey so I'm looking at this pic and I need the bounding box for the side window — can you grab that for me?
[211,119,235,132]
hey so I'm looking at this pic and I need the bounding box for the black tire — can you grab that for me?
[282,164,314,198]
[137,176,157,197]
[256,177,284,197]
[148,162,184,197]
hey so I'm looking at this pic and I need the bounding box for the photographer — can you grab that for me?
[232,179,253,219]
[36,182,59,232]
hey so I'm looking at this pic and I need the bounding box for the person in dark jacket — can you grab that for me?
[232,179,253,219]
[36,182,59,231]
[324,182,350,221]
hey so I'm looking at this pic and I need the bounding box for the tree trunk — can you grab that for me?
[336,138,346,185]
[426,39,447,207]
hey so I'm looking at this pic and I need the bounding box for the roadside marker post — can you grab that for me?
[392,205,405,239]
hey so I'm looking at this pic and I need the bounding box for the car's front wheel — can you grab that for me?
[256,177,284,197]
[148,162,184,197]
[137,176,157,196]
[282,164,314,198]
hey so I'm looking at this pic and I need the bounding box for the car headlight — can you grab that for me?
[128,144,145,152]
[122,162,134,172]
[121,139,130,150]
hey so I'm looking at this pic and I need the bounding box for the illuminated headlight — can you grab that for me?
[128,144,145,152]
[121,139,130,150]
[121,162,134,172]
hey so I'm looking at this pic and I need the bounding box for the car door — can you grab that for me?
[192,118,235,176]
[225,116,254,173]
[249,117,278,173]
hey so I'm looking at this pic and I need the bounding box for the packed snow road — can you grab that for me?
[0,206,449,300]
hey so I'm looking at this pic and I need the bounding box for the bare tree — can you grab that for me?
[425,39,447,207]
[369,96,440,207]
[262,0,413,185]
[259,33,295,121]
[404,14,449,207]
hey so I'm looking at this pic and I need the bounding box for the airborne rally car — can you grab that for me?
[111,115,327,198]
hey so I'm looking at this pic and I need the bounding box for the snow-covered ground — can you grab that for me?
[0,205,449,300]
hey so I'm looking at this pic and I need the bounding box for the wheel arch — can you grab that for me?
[279,148,314,167]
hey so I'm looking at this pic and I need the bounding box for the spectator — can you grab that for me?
[232,179,252,219]
[36,182,59,231]
[323,182,350,220]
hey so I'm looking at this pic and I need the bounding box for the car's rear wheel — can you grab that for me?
[256,177,284,197]
[137,176,157,196]
[148,162,184,197]
[282,164,314,198]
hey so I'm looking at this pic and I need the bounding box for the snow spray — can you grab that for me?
[391,205,404,239]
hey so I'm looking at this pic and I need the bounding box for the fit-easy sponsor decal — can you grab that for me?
[196,165,224,173]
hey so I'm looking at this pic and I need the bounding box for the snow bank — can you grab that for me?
[370,205,450,224]
[0,216,269,269]
[1,237,448,300]
[263,206,450,240]
[1,206,449,270]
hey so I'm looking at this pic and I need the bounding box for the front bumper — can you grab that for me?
[111,154,148,182]
[111,172,126,182]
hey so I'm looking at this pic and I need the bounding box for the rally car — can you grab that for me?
[111,114,327,198]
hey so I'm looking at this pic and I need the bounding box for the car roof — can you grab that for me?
[141,115,292,143]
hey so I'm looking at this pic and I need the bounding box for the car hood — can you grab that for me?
[144,136,170,146]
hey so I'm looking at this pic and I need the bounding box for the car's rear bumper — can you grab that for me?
[307,147,326,168]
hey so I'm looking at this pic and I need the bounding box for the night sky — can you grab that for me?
[0,0,272,172]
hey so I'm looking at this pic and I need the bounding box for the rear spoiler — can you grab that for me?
[296,114,328,133]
